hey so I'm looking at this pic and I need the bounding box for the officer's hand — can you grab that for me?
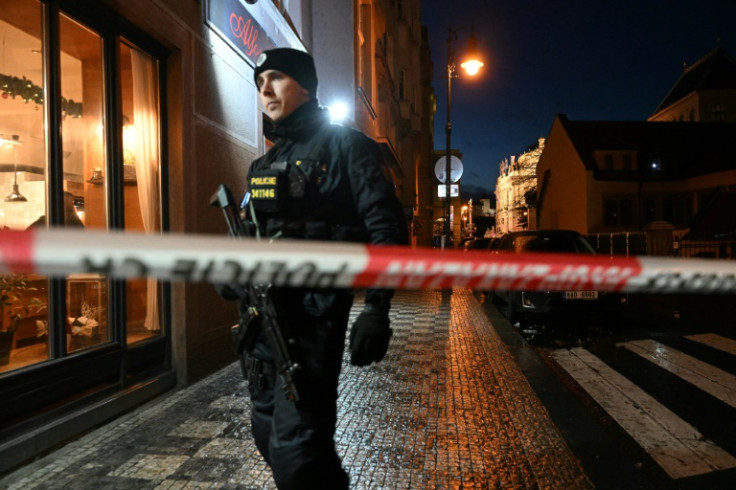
[349,304,392,366]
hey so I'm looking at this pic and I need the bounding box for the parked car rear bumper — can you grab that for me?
[511,289,627,323]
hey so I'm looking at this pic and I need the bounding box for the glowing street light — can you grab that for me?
[444,26,483,248]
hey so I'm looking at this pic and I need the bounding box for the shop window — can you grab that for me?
[59,13,108,354]
[120,41,162,343]
[0,0,49,371]
[0,2,164,374]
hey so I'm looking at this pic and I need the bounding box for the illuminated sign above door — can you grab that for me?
[205,0,277,66]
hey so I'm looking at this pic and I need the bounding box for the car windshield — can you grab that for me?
[513,234,595,254]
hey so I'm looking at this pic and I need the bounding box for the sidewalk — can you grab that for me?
[0,288,592,489]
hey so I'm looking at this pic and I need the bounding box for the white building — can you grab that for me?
[495,138,545,233]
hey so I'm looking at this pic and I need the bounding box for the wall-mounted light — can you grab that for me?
[327,101,349,123]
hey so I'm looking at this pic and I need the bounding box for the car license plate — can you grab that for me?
[564,291,598,300]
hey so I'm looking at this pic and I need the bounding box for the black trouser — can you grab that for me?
[245,290,352,490]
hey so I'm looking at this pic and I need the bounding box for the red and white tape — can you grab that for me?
[1,228,735,294]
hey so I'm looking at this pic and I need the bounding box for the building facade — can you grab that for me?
[649,46,736,123]
[536,46,736,242]
[495,138,544,234]
[536,116,736,236]
[0,0,433,472]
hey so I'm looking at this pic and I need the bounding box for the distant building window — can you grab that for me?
[605,198,633,227]
[604,199,618,226]
[712,104,725,121]
[644,197,656,223]
[620,199,633,226]
[604,154,613,170]
[673,195,692,226]
[663,196,674,223]
[622,154,632,171]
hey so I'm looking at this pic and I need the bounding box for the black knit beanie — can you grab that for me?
[253,48,318,97]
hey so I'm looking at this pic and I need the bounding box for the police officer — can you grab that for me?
[240,48,407,489]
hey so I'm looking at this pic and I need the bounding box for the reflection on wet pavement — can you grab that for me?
[0,289,592,489]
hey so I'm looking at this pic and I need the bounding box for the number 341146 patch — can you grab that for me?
[250,175,278,200]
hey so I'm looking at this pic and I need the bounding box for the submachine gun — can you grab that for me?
[210,184,301,402]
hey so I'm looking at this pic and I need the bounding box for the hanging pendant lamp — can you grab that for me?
[3,134,26,202]
[5,179,27,202]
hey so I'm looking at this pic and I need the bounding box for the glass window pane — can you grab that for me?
[59,13,108,353]
[0,0,49,373]
[620,199,633,226]
[604,199,618,226]
[120,41,162,344]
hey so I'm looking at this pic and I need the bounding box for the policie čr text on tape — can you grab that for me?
[1,228,736,294]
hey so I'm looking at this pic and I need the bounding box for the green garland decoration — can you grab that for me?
[0,72,83,118]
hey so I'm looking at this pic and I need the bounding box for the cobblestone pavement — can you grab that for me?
[0,288,592,489]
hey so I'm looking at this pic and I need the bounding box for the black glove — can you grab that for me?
[349,303,392,366]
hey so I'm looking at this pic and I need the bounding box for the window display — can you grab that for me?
[0,5,163,374]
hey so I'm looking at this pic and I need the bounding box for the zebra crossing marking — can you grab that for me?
[685,333,736,356]
[620,339,736,408]
[552,347,736,479]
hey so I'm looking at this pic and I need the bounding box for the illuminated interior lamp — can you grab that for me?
[3,134,26,202]
[460,26,484,76]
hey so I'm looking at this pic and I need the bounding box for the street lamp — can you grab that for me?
[444,26,483,248]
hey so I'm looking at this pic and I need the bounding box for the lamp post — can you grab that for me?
[444,26,483,248]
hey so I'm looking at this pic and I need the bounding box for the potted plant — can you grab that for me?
[0,274,42,365]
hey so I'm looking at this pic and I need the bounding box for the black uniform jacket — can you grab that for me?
[246,100,408,310]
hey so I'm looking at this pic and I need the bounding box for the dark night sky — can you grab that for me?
[420,0,736,197]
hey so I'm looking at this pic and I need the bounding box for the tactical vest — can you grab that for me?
[246,126,367,242]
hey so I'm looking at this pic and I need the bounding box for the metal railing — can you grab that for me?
[675,238,736,259]
[586,232,648,257]
[587,231,736,260]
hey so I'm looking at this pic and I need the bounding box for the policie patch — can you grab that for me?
[249,173,279,200]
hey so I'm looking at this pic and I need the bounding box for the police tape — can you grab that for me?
[1,228,735,294]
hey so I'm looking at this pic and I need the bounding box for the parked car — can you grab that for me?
[490,229,626,326]
[463,236,503,252]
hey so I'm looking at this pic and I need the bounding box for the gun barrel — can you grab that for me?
[210,184,248,237]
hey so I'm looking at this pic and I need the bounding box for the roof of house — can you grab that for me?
[653,46,736,114]
[555,115,736,182]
